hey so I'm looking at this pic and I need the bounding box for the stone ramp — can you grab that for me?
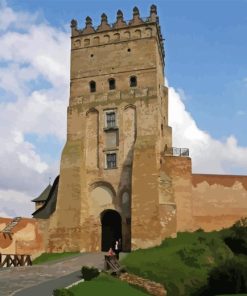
[0,252,105,296]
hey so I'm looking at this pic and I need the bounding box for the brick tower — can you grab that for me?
[46,5,177,252]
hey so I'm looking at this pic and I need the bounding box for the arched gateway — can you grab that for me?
[101,209,122,251]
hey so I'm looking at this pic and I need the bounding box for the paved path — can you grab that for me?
[0,253,105,296]
[14,270,82,296]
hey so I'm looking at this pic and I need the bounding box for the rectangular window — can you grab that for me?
[106,153,117,169]
[106,112,116,128]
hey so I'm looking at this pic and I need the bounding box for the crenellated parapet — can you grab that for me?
[71,5,159,36]
[70,5,164,61]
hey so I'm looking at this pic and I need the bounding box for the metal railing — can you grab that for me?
[164,147,189,157]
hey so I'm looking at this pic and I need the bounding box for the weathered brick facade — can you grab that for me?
[1,6,247,256]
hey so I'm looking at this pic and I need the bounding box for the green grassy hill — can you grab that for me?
[122,229,246,295]
[68,274,149,296]
[52,219,247,295]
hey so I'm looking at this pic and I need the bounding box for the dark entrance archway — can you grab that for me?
[101,209,122,252]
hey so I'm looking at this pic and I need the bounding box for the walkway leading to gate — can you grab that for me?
[0,252,105,296]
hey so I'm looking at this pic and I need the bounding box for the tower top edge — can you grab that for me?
[70,5,160,37]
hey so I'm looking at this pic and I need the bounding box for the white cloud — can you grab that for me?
[0,211,10,218]
[0,190,34,217]
[0,0,39,32]
[0,2,69,217]
[237,110,246,116]
[169,85,247,174]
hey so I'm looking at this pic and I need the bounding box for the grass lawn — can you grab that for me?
[32,252,79,265]
[121,230,235,296]
[68,273,149,296]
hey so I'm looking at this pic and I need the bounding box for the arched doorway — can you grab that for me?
[101,209,122,252]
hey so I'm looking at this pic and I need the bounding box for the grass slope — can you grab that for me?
[68,273,149,296]
[122,231,234,295]
[33,252,79,265]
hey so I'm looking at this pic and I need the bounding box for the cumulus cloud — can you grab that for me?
[0,2,69,217]
[168,84,247,174]
[0,0,39,32]
[0,190,34,218]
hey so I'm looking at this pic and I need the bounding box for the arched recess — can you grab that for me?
[74,39,81,48]
[90,181,116,197]
[134,29,141,38]
[145,27,152,37]
[100,209,122,251]
[113,33,120,41]
[124,31,130,39]
[86,108,99,169]
[93,36,100,45]
[104,34,110,43]
[84,38,90,46]
[89,81,96,93]
[89,181,118,214]
[90,185,114,209]
[123,105,136,164]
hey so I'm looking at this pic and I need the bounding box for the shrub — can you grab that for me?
[223,217,247,255]
[230,217,247,239]
[197,236,206,244]
[195,228,204,233]
[224,236,247,255]
[233,217,247,229]
[194,257,247,296]
[81,266,100,281]
[177,247,204,268]
[53,288,74,296]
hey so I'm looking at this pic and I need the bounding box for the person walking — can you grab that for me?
[114,240,120,260]
[118,238,122,252]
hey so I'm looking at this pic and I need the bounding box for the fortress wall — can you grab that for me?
[0,217,45,259]
[161,156,194,233]
[192,174,247,231]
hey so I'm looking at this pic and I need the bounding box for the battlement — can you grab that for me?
[70,5,164,61]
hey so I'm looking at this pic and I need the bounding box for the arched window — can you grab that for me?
[109,78,116,90]
[130,76,137,87]
[89,81,96,92]
[84,39,90,46]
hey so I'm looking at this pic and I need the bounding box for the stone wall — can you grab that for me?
[160,156,194,237]
[192,174,247,231]
[0,217,46,259]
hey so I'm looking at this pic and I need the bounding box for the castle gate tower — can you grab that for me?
[46,5,172,252]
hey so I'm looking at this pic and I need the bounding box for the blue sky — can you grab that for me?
[0,0,247,217]
[8,0,247,144]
